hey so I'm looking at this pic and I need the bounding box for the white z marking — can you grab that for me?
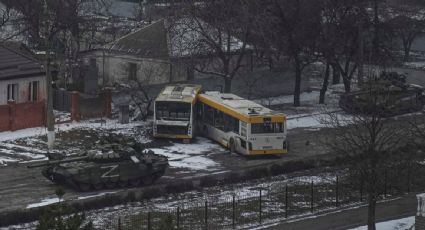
[101,165,119,178]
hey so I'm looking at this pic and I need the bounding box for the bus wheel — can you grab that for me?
[229,138,236,154]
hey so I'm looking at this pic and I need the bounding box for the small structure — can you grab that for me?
[118,104,130,124]
[417,193,425,230]
[0,43,47,131]
[80,19,192,87]
[80,18,252,87]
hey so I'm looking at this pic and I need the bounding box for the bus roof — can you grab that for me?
[198,91,286,123]
[155,84,202,103]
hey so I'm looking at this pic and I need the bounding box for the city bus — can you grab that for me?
[153,84,202,143]
[196,91,288,156]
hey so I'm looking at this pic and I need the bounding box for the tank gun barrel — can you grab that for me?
[27,156,89,168]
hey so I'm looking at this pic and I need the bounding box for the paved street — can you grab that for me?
[264,194,417,230]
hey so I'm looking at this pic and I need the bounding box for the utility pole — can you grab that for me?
[43,0,55,149]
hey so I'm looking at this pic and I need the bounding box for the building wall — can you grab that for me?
[0,75,46,105]
[83,51,189,86]
[0,101,45,132]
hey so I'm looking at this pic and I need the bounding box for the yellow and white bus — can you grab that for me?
[153,84,202,143]
[196,91,288,156]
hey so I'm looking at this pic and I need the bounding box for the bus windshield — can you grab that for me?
[156,101,191,121]
[251,122,284,134]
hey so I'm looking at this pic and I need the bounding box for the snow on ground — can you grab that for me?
[148,137,224,171]
[0,119,149,142]
[78,192,119,200]
[254,91,321,106]
[26,197,61,209]
[404,61,425,70]
[347,216,415,230]
[0,119,151,166]
[254,83,345,108]
[286,112,353,130]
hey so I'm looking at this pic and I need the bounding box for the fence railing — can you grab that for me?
[92,164,425,230]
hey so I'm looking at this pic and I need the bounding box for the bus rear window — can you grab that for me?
[251,122,284,134]
[156,101,191,121]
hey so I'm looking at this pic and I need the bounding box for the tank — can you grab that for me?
[28,150,169,192]
[339,71,425,117]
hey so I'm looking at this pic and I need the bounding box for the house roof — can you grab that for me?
[100,17,248,59]
[103,19,170,59]
[0,43,45,80]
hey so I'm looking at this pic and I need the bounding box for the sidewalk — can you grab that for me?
[261,194,417,230]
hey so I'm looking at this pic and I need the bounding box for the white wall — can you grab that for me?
[84,51,189,86]
[0,76,46,105]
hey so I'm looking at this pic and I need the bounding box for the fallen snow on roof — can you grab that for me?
[347,216,414,230]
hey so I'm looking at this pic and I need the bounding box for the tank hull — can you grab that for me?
[40,154,168,191]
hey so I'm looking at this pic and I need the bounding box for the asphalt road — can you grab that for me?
[0,127,331,212]
[263,194,417,230]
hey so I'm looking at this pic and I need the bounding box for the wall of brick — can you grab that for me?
[0,101,45,132]
[0,105,10,131]
[13,101,45,131]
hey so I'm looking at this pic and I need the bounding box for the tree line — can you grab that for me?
[172,0,425,106]
[1,0,424,106]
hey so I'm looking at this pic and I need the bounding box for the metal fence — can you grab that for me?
[53,89,72,112]
[93,165,424,230]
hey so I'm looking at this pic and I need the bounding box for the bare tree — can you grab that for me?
[322,75,414,230]
[173,0,254,93]
[264,0,321,106]
[116,64,166,121]
[386,7,425,62]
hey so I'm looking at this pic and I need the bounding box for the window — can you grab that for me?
[128,62,137,80]
[7,84,18,101]
[203,104,214,125]
[28,81,39,101]
[251,122,284,134]
[155,101,191,121]
[223,113,239,134]
[214,109,225,130]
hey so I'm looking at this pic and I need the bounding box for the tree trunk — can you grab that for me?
[319,62,330,104]
[403,41,412,62]
[293,59,302,107]
[367,193,377,230]
[357,23,364,87]
[332,64,341,85]
[342,73,351,93]
[224,77,232,93]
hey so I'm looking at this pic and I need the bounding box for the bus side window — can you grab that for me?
[204,105,214,125]
[214,109,224,131]
[196,103,203,120]
[232,117,239,134]
[276,122,284,133]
